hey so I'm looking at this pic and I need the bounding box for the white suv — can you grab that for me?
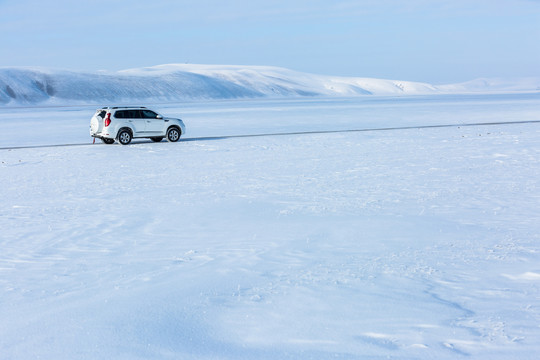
[90,107,186,145]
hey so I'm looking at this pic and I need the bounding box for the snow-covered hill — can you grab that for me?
[0,64,539,105]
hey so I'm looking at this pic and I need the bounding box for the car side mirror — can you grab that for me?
[157,114,163,119]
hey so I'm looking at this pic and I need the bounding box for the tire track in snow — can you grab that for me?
[1,119,540,151]
[181,120,540,142]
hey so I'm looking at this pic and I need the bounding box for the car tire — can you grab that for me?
[166,127,181,142]
[102,138,115,144]
[118,130,132,145]
[150,137,164,142]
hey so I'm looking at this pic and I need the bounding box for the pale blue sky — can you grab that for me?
[0,0,538,83]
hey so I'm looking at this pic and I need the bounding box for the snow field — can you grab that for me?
[2,93,540,149]
[1,96,540,359]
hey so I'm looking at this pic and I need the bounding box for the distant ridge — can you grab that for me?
[0,64,538,105]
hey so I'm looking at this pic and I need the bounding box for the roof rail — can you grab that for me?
[101,106,147,109]
[111,106,147,109]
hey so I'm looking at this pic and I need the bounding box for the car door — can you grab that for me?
[141,109,165,135]
[115,110,146,135]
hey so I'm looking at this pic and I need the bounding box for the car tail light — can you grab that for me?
[104,113,111,127]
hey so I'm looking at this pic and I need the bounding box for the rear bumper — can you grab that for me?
[90,132,113,139]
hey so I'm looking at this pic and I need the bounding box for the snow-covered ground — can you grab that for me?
[1,94,540,359]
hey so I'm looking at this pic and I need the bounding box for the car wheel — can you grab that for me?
[166,127,181,142]
[118,130,132,145]
[150,137,164,142]
[102,138,115,144]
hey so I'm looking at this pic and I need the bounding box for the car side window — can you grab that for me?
[126,110,140,118]
[141,110,158,119]
[114,110,125,118]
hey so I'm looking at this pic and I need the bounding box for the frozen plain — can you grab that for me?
[1,94,540,359]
